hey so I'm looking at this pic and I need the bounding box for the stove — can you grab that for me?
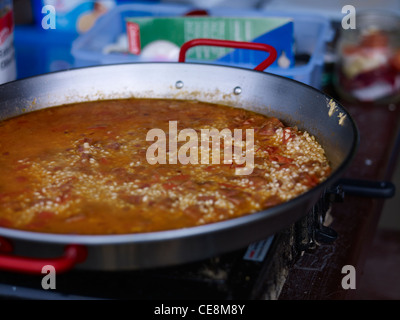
[0,237,276,300]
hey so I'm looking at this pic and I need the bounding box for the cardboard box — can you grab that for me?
[125,16,294,68]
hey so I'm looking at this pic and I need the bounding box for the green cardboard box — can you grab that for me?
[125,16,294,68]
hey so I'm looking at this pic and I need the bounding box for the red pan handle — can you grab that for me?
[0,236,87,274]
[178,38,277,71]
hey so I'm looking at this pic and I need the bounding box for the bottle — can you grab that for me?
[0,0,16,84]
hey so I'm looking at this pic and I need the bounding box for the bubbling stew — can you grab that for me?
[0,98,331,235]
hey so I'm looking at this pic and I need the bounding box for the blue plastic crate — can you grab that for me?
[209,7,334,89]
[14,1,162,79]
[14,26,78,79]
[71,3,334,89]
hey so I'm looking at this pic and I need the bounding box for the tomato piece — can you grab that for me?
[264,146,280,154]
[162,182,177,190]
[37,211,56,220]
[361,31,388,48]
[342,45,362,55]
[26,211,56,230]
[99,157,110,165]
[282,128,296,144]
[0,218,12,228]
[15,164,30,170]
[270,154,293,164]
[302,173,320,187]
[15,176,28,183]
[391,50,400,71]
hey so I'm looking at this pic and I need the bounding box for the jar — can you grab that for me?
[0,0,16,84]
[334,10,400,103]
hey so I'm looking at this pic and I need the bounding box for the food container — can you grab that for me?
[0,0,16,84]
[334,10,400,103]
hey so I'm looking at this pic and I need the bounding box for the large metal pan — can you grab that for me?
[0,41,358,273]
